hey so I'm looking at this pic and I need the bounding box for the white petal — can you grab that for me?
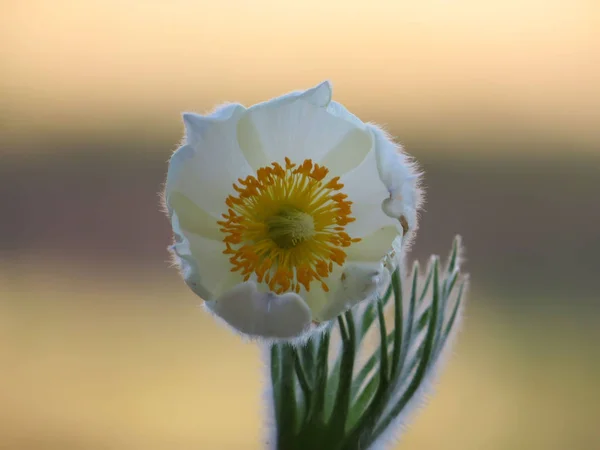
[174,252,212,300]
[345,226,402,262]
[233,82,335,173]
[317,100,375,178]
[205,281,312,339]
[316,261,385,322]
[295,263,344,315]
[254,80,332,110]
[164,143,195,209]
[170,213,210,299]
[341,148,400,238]
[167,104,255,217]
[183,103,243,146]
[167,192,222,241]
[317,127,373,179]
[242,93,361,165]
[300,288,329,316]
[368,124,422,232]
[303,80,333,106]
[236,111,270,172]
[171,212,235,299]
[327,100,366,128]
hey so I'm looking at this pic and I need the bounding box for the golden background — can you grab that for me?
[1,1,599,449]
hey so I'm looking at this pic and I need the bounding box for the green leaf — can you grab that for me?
[268,237,466,450]
[371,259,441,441]
[432,258,446,348]
[277,344,297,447]
[294,349,312,426]
[446,235,461,274]
[299,336,317,382]
[380,273,395,307]
[376,299,390,385]
[347,368,378,430]
[435,280,466,357]
[340,297,393,449]
[358,301,376,339]
[327,312,357,441]
[307,327,331,426]
[350,332,394,402]
[356,280,393,342]
[270,344,281,421]
[390,268,404,378]
[403,262,420,355]
[418,259,434,304]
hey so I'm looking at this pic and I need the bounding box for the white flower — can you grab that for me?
[164,81,421,339]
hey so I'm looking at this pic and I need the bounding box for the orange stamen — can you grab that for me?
[218,158,360,294]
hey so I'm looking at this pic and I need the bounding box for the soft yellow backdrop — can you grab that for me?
[1,1,599,449]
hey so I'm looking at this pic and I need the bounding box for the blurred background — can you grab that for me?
[1,0,599,449]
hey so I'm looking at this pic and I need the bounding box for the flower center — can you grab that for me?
[266,206,315,249]
[218,158,360,294]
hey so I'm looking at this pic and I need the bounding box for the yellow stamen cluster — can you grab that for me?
[218,158,360,294]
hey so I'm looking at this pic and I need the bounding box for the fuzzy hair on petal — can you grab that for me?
[367,123,424,246]
[181,103,245,147]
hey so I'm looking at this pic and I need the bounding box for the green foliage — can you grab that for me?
[269,237,466,450]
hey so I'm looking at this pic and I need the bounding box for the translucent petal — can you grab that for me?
[171,212,235,299]
[252,80,332,111]
[301,288,329,316]
[319,99,374,177]
[317,127,373,179]
[340,148,400,238]
[316,261,385,322]
[183,103,243,147]
[168,192,222,241]
[167,104,255,217]
[236,82,336,172]
[164,143,195,211]
[345,226,401,262]
[296,263,344,315]
[327,100,366,128]
[369,124,422,232]
[236,112,270,172]
[205,282,312,339]
[242,96,361,165]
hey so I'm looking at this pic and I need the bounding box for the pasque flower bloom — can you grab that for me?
[164,81,421,339]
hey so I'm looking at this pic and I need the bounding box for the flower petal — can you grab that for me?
[253,80,332,110]
[241,90,362,165]
[327,100,366,128]
[316,261,385,322]
[317,127,373,179]
[301,288,329,316]
[204,281,312,339]
[340,148,400,238]
[369,124,422,232]
[294,262,344,315]
[302,80,333,107]
[167,104,255,217]
[345,226,402,262]
[182,103,243,147]
[168,192,222,241]
[236,112,270,172]
[234,82,334,173]
[164,143,195,211]
[171,212,235,299]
